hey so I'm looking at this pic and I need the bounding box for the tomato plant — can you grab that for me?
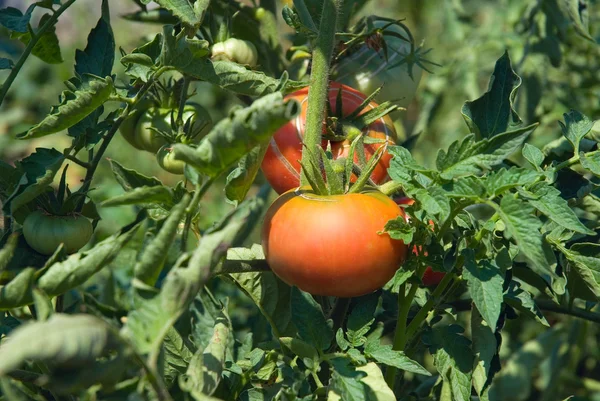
[262,188,408,297]
[22,210,93,255]
[0,1,599,401]
[261,82,397,194]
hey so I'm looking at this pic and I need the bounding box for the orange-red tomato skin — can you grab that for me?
[262,189,408,297]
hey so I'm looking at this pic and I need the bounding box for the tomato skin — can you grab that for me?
[157,144,185,174]
[262,188,408,297]
[23,211,93,255]
[394,197,445,286]
[332,20,423,108]
[120,109,146,150]
[212,38,258,68]
[261,82,397,194]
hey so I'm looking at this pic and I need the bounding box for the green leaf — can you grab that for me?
[443,176,486,198]
[471,309,498,399]
[364,341,431,376]
[383,269,413,293]
[122,33,162,81]
[160,25,209,67]
[558,110,594,152]
[225,144,269,205]
[18,77,115,139]
[134,195,190,285]
[0,57,13,70]
[0,5,34,33]
[0,314,123,376]
[484,167,540,197]
[559,0,594,41]
[382,217,413,243]
[154,0,201,28]
[74,1,114,82]
[101,185,174,207]
[346,293,378,347]
[37,216,142,297]
[31,288,53,322]
[462,250,505,329]
[436,125,535,180]
[497,194,559,289]
[291,287,333,351]
[173,93,299,177]
[579,151,600,177]
[280,337,319,361]
[461,51,522,138]
[16,14,63,64]
[561,243,600,299]
[0,268,35,311]
[522,143,544,169]
[0,233,19,274]
[504,281,549,326]
[526,183,594,235]
[328,362,395,401]
[108,159,163,191]
[199,308,231,396]
[3,148,64,216]
[422,325,473,401]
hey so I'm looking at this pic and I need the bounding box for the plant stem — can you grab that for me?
[63,154,91,169]
[378,180,404,196]
[329,297,351,336]
[0,0,78,107]
[300,0,340,186]
[175,76,190,127]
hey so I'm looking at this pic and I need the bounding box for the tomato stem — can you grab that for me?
[300,0,341,187]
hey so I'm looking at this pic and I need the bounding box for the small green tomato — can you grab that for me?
[157,144,185,174]
[23,211,93,255]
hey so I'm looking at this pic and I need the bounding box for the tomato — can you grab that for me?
[136,103,212,153]
[212,38,259,68]
[261,82,397,194]
[120,109,146,150]
[157,144,185,175]
[332,18,423,108]
[22,210,93,255]
[262,188,408,297]
[395,197,445,286]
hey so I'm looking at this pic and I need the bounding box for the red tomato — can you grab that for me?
[262,188,408,297]
[261,82,397,194]
[394,197,445,287]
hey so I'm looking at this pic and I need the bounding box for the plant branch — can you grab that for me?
[0,0,78,107]
[300,0,340,186]
[63,154,91,169]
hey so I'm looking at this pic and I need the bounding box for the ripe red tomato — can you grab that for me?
[394,197,445,287]
[262,188,408,297]
[261,82,397,194]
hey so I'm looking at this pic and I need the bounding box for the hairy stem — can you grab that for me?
[300,0,340,186]
[0,0,78,107]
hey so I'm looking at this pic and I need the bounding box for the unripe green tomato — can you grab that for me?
[23,211,93,255]
[156,144,185,174]
[120,110,146,150]
[136,103,213,153]
[211,38,258,68]
[332,20,423,108]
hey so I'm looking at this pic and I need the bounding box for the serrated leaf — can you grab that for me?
[16,14,63,64]
[328,362,395,401]
[108,159,163,191]
[504,281,549,326]
[383,269,413,293]
[280,337,319,361]
[200,308,231,396]
[436,125,535,180]
[559,110,594,152]
[561,243,600,299]
[580,151,600,177]
[346,293,378,346]
[122,33,162,81]
[522,143,544,169]
[101,185,174,207]
[461,51,522,138]
[291,287,333,351]
[37,216,142,298]
[559,0,594,41]
[364,341,431,376]
[155,0,200,28]
[18,77,115,139]
[423,325,473,401]
[383,217,414,243]
[442,176,486,198]
[134,195,190,285]
[462,250,505,329]
[225,144,268,205]
[0,314,122,375]
[484,167,540,196]
[328,358,369,401]
[173,93,299,177]
[471,309,498,399]
[3,148,64,216]
[0,6,34,33]
[498,194,559,288]
[74,1,114,81]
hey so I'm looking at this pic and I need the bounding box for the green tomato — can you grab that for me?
[332,19,423,108]
[119,109,146,150]
[136,103,213,153]
[156,144,185,175]
[211,38,258,68]
[23,211,93,255]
